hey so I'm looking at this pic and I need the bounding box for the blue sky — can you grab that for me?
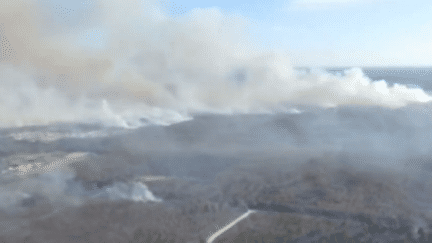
[49,0,432,67]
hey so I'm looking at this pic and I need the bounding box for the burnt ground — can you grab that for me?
[0,151,431,243]
[1,116,432,242]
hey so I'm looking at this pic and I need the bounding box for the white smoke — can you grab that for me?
[0,0,431,128]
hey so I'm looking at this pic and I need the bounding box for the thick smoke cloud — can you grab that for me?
[1,0,431,128]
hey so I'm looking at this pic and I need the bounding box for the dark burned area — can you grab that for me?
[0,113,432,243]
